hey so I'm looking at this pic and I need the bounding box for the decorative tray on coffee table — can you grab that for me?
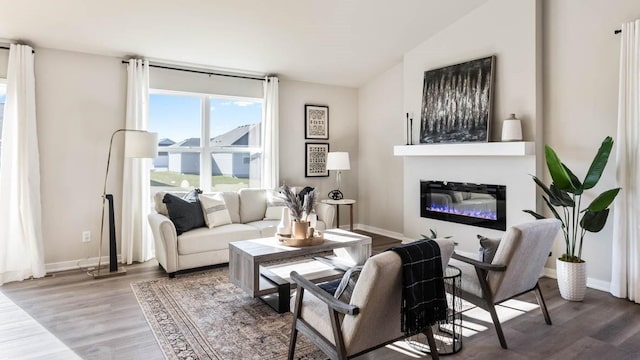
[276,232,324,247]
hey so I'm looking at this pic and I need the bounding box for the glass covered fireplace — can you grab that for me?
[420,181,506,231]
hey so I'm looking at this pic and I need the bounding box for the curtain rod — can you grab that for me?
[0,46,35,53]
[615,29,622,34]
[120,60,266,81]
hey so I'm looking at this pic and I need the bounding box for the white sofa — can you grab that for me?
[148,188,335,277]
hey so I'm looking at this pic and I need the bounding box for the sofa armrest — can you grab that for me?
[148,213,179,275]
[315,202,335,229]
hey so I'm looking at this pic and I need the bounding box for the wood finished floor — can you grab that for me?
[1,231,639,360]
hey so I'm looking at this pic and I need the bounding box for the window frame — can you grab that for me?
[149,88,264,192]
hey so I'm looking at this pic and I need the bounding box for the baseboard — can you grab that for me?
[353,224,413,243]
[45,255,123,273]
[542,267,611,292]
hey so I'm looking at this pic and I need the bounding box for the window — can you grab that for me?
[149,90,263,194]
[0,81,6,167]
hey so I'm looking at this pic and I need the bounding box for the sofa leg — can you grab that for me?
[168,272,176,278]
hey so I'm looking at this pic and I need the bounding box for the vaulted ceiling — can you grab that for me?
[0,0,488,87]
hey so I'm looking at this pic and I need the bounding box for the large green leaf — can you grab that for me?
[550,184,575,207]
[580,209,610,232]
[532,175,557,201]
[545,145,575,191]
[583,136,614,189]
[562,164,583,195]
[523,210,546,220]
[543,196,565,226]
[586,188,621,212]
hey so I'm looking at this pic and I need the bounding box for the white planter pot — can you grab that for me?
[556,259,587,301]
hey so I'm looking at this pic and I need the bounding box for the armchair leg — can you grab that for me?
[423,326,440,360]
[534,282,552,325]
[486,301,508,349]
[288,288,305,360]
[287,328,298,360]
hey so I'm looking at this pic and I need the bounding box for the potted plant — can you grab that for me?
[278,185,316,239]
[525,136,620,301]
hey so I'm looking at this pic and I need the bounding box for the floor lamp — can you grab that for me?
[326,152,350,200]
[90,129,158,279]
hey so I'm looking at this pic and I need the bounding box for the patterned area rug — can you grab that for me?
[131,267,325,360]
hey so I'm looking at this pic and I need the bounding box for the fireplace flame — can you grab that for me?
[426,205,498,220]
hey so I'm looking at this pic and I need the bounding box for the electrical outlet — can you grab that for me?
[82,231,91,243]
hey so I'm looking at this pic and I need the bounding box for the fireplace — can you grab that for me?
[420,181,506,231]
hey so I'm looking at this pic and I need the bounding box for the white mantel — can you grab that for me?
[394,142,535,157]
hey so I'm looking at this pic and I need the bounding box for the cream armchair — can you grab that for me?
[287,238,455,360]
[449,218,562,349]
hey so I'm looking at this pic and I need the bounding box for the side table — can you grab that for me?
[406,265,463,355]
[321,199,356,231]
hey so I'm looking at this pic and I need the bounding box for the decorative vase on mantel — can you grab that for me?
[556,259,587,301]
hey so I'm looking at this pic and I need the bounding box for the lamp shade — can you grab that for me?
[124,131,158,158]
[326,152,350,171]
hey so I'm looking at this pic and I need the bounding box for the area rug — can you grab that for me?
[131,267,325,360]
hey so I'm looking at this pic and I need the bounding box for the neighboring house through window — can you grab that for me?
[149,90,263,194]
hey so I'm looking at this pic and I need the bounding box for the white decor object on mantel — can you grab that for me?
[393,141,535,157]
[501,113,523,142]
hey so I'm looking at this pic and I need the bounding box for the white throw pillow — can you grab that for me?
[264,190,287,220]
[199,194,232,228]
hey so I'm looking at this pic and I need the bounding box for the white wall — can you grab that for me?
[35,48,127,266]
[357,62,404,236]
[543,0,640,286]
[279,79,359,228]
[399,0,540,255]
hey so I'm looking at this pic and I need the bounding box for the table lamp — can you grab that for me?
[90,129,158,279]
[326,152,350,200]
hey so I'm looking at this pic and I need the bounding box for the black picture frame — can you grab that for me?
[305,143,329,177]
[305,105,329,140]
[419,56,495,144]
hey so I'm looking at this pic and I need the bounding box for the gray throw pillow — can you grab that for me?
[478,235,501,263]
[334,266,363,303]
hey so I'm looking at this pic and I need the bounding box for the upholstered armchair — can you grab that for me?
[449,218,562,349]
[287,238,456,360]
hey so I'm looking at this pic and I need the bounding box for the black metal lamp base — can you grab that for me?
[328,189,344,200]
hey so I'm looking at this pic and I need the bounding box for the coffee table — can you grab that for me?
[229,229,372,313]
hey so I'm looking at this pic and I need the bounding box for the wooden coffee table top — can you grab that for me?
[229,228,371,263]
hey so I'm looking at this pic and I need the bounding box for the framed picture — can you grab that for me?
[305,105,329,140]
[419,56,495,144]
[305,143,329,177]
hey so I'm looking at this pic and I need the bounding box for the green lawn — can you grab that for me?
[150,171,247,188]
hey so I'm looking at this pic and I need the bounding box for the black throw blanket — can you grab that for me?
[389,239,447,336]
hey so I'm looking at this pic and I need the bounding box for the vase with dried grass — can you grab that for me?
[278,185,317,239]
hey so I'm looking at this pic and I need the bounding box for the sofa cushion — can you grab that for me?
[199,193,232,228]
[164,190,206,235]
[264,190,287,220]
[218,192,241,223]
[245,220,279,237]
[239,188,268,223]
[154,191,170,216]
[177,224,261,255]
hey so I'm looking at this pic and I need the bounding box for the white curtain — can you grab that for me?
[121,59,153,264]
[611,20,640,303]
[0,44,45,285]
[262,76,279,189]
